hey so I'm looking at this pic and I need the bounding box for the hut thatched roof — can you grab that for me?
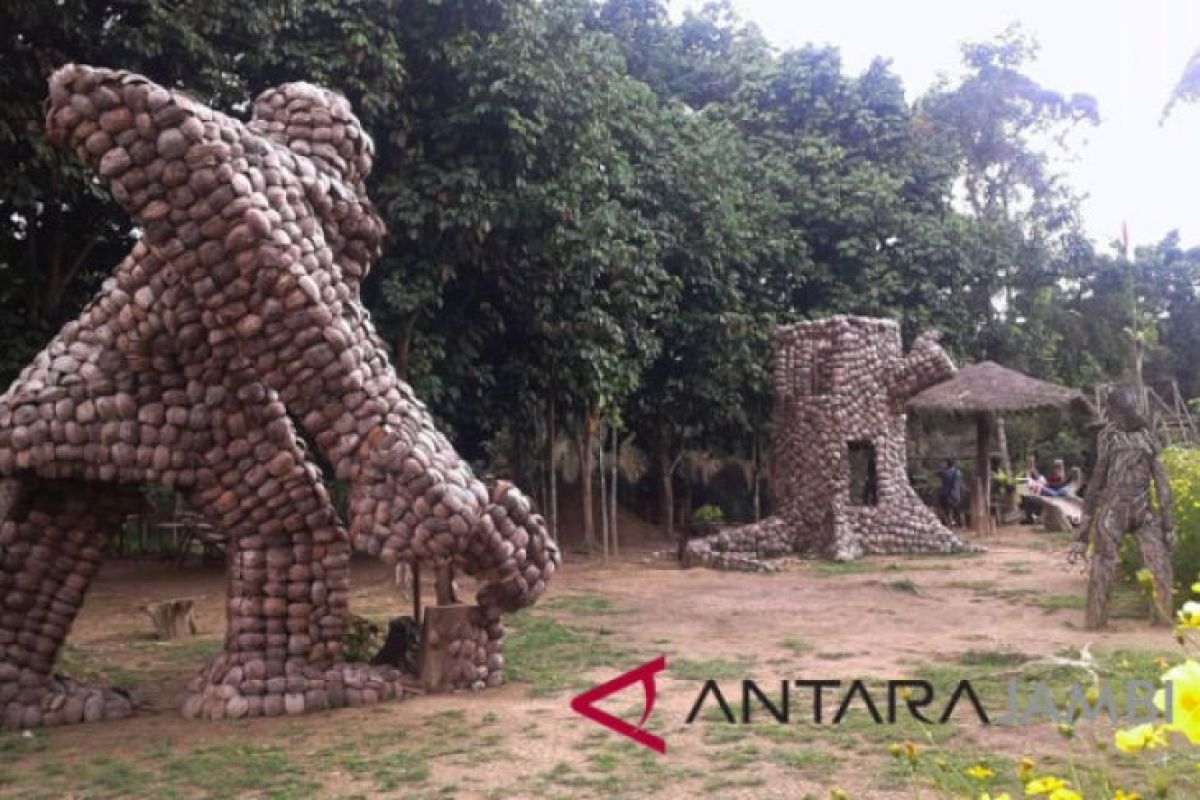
[907,361,1091,416]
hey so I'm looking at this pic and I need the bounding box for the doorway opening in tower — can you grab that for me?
[848,440,878,507]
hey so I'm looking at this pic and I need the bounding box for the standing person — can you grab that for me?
[938,458,964,527]
[1071,385,1176,628]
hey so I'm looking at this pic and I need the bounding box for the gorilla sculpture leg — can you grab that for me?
[0,480,143,726]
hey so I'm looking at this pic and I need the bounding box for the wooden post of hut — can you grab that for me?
[972,413,994,536]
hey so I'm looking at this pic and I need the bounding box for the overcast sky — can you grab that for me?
[673,0,1200,251]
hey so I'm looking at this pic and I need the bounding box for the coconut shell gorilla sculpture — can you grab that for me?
[0,65,559,727]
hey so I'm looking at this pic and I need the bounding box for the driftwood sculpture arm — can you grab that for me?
[1151,444,1176,547]
[1076,433,1111,550]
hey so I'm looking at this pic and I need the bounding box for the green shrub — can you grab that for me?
[1119,446,1200,608]
[342,615,382,662]
[692,504,725,524]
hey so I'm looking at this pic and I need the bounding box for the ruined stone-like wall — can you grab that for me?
[687,316,965,567]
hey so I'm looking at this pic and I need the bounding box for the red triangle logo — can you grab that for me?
[569,655,667,754]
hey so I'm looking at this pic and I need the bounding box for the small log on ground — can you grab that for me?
[143,598,198,639]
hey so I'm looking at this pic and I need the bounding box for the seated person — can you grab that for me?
[1041,458,1070,496]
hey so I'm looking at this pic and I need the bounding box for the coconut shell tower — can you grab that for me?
[686,315,967,568]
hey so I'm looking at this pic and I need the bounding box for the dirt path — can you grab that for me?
[0,526,1187,799]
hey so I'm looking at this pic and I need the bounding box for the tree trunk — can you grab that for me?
[657,439,674,540]
[997,415,1011,476]
[996,414,1018,521]
[434,561,459,605]
[599,430,609,562]
[393,314,417,381]
[611,426,619,559]
[580,408,598,552]
[683,478,694,531]
[546,401,558,541]
[752,434,761,521]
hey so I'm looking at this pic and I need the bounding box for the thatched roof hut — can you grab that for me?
[908,362,1094,535]
[907,361,1091,417]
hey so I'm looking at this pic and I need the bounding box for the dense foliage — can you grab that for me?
[1121,447,1200,605]
[3,0,1199,542]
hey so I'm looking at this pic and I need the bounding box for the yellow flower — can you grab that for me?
[830,790,848,800]
[1025,776,1067,795]
[1113,790,1141,800]
[1017,758,1036,781]
[888,742,902,758]
[979,794,1012,800]
[1191,581,1200,593]
[1137,568,1153,586]
[1048,790,1081,800]
[1155,658,1200,745]
[966,764,995,780]
[903,739,919,762]
[1055,722,1075,739]
[1178,601,1200,629]
[1114,722,1168,753]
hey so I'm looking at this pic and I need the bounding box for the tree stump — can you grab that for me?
[419,604,483,692]
[143,599,198,639]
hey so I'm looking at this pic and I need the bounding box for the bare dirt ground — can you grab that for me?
[0,524,1190,799]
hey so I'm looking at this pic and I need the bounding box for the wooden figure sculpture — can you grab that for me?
[1073,385,1175,629]
[0,65,559,728]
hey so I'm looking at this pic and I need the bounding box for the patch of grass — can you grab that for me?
[670,656,752,680]
[886,578,921,594]
[779,635,814,655]
[541,593,627,616]
[1034,593,1085,611]
[129,638,225,662]
[1004,560,1033,575]
[0,732,48,756]
[701,773,766,794]
[814,651,856,661]
[810,559,880,576]
[160,740,320,797]
[82,757,151,795]
[702,724,750,745]
[946,579,998,592]
[770,745,838,777]
[537,740,687,798]
[56,644,141,691]
[959,648,1032,668]
[347,749,430,791]
[505,612,633,695]
[712,741,761,769]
